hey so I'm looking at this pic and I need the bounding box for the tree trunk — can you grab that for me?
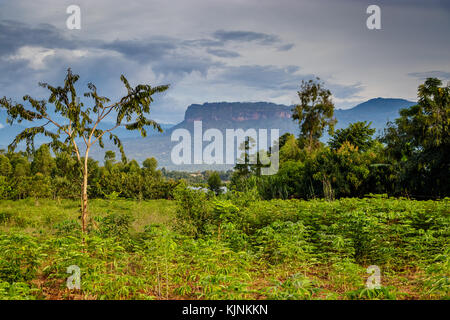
[308,133,313,153]
[81,150,89,234]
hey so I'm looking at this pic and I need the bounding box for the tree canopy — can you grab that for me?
[292,78,336,152]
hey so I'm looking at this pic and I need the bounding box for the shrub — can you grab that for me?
[53,219,82,236]
[96,212,134,238]
[346,286,398,300]
[0,281,37,300]
[173,184,212,238]
[0,234,41,283]
[253,221,312,264]
[266,273,319,300]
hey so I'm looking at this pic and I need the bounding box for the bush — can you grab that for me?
[346,286,398,300]
[53,219,82,236]
[253,221,312,264]
[0,210,13,224]
[0,234,41,283]
[266,273,318,300]
[0,176,11,200]
[96,212,134,238]
[173,184,212,238]
[0,281,37,300]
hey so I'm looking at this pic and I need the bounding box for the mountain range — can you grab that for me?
[0,98,416,170]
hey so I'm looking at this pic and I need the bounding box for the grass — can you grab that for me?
[0,198,176,234]
[0,196,448,300]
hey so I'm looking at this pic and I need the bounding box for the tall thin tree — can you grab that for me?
[0,68,169,234]
[292,78,336,152]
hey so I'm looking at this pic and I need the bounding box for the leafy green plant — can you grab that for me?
[346,286,399,300]
[53,219,82,236]
[0,234,41,283]
[266,273,319,300]
[0,281,38,300]
[95,212,134,238]
[253,221,312,264]
[173,184,212,238]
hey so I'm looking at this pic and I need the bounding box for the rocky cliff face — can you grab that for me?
[173,102,297,134]
[184,102,292,122]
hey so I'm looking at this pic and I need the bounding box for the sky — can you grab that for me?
[0,0,449,124]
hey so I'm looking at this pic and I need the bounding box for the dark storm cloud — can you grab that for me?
[184,30,293,53]
[0,19,222,79]
[408,71,450,80]
[151,54,222,76]
[182,39,224,48]
[216,64,363,99]
[0,20,78,56]
[212,30,281,45]
[0,18,298,83]
[277,43,295,52]
[101,38,177,62]
[206,49,240,58]
[217,65,304,90]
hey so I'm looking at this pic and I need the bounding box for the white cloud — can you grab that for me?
[8,46,56,70]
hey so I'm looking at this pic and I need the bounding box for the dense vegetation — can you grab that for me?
[0,194,448,300]
[0,74,448,300]
[0,148,180,201]
[232,78,449,200]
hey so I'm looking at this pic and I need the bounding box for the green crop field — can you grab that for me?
[0,194,448,300]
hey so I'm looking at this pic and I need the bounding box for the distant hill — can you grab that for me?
[166,98,416,136]
[333,98,416,134]
[0,98,416,170]
[170,102,295,133]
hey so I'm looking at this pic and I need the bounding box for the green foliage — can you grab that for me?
[346,286,399,300]
[236,78,448,201]
[207,172,223,195]
[254,221,312,264]
[329,121,376,152]
[0,234,41,283]
[53,219,82,236]
[0,197,448,300]
[279,134,302,162]
[0,176,11,200]
[0,69,169,159]
[313,143,374,198]
[0,154,12,176]
[292,78,336,151]
[266,273,318,300]
[0,149,180,201]
[96,212,134,238]
[174,184,212,237]
[424,248,450,297]
[31,145,55,176]
[0,282,37,300]
[382,78,450,198]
